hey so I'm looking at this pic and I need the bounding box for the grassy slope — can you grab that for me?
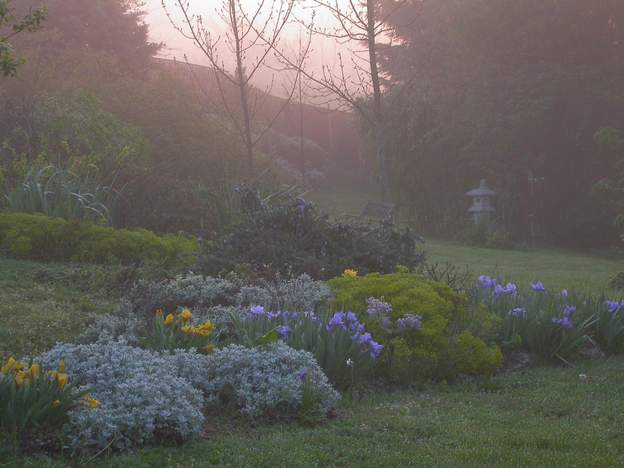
[10,358,624,467]
[0,259,118,360]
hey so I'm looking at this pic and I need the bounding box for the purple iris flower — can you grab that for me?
[478,275,496,289]
[326,312,346,332]
[367,297,392,317]
[345,311,359,324]
[249,305,265,318]
[508,307,527,318]
[397,314,423,330]
[369,341,384,360]
[561,289,569,298]
[357,332,373,347]
[552,317,573,329]
[504,283,518,296]
[267,310,280,320]
[606,300,623,314]
[298,368,308,381]
[531,281,546,292]
[494,284,505,298]
[563,305,576,319]
[277,325,291,340]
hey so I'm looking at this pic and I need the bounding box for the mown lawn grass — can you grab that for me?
[425,239,622,294]
[7,357,624,467]
[0,258,118,360]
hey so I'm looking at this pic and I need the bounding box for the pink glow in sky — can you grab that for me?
[145,0,350,93]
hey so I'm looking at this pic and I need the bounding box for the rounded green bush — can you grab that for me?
[329,272,502,381]
[0,212,198,267]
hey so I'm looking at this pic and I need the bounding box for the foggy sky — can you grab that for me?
[145,0,350,97]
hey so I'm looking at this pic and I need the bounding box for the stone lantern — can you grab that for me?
[466,179,496,225]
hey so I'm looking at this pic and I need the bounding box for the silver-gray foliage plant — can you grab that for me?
[196,343,340,417]
[236,274,331,311]
[38,340,205,453]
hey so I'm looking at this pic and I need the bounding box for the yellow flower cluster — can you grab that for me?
[161,308,194,327]
[1,358,41,386]
[342,269,358,278]
[48,359,69,388]
[1,357,67,388]
[181,320,213,337]
[85,394,100,409]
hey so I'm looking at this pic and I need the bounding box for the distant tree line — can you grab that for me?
[374,0,624,248]
[0,0,357,236]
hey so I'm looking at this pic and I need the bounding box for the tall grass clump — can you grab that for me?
[4,166,117,225]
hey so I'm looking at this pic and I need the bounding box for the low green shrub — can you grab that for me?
[200,194,424,280]
[0,212,198,267]
[329,272,502,382]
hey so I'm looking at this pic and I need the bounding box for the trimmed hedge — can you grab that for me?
[0,212,198,267]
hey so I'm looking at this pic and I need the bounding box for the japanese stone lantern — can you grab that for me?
[466,179,496,225]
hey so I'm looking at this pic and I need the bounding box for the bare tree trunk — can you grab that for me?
[298,73,306,185]
[367,0,391,203]
[164,0,305,178]
[230,2,254,171]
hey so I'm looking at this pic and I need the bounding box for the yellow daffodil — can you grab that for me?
[85,395,100,409]
[56,373,69,388]
[15,372,26,386]
[202,344,215,354]
[29,363,40,378]
[58,359,66,373]
[1,357,16,375]
[164,313,175,327]
[180,308,193,322]
[52,400,61,408]
[342,269,358,278]
[181,325,191,334]
[185,320,214,337]
[13,361,26,371]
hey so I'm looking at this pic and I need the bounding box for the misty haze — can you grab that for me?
[1,0,623,465]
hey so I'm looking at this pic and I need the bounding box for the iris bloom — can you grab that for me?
[606,300,623,314]
[508,307,527,318]
[478,275,496,289]
[504,283,518,295]
[249,305,266,318]
[277,325,291,340]
[552,317,573,329]
[397,314,423,330]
